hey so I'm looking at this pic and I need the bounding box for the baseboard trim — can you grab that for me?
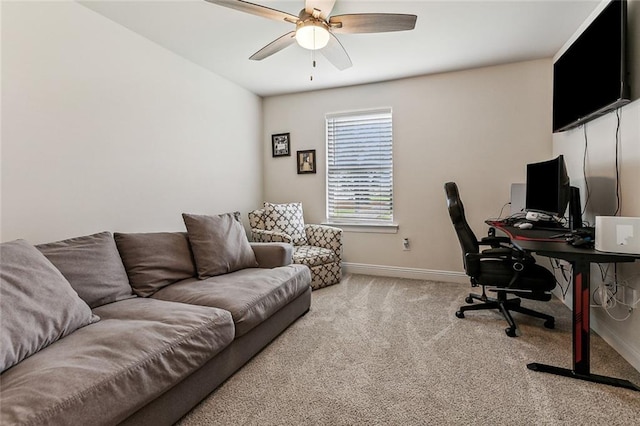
[342,262,469,284]
[591,314,640,373]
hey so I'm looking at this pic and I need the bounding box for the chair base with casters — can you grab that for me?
[444,181,556,337]
[455,284,555,337]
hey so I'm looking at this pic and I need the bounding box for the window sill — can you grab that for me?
[322,222,399,234]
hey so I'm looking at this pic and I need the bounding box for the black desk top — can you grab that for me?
[489,222,640,264]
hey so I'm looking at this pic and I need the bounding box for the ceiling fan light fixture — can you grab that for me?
[295,20,330,50]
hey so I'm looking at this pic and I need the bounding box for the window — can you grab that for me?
[326,108,393,226]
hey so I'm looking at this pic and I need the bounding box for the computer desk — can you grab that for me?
[488,221,640,391]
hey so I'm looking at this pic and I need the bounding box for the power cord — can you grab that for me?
[548,258,570,299]
[613,107,622,215]
[497,202,510,219]
[581,124,591,216]
[579,108,623,219]
[592,265,638,322]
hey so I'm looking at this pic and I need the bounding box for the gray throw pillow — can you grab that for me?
[114,232,197,297]
[0,239,99,373]
[36,232,135,308]
[182,212,258,279]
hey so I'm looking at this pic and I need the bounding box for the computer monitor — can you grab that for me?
[525,155,571,219]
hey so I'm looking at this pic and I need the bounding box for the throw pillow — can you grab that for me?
[263,202,307,245]
[182,212,258,279]
[0,239,99,373]
[114,232,197,297]
[36,232,135,308]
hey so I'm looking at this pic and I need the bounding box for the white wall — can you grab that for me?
[1,1,262,244]
[553,99,640,372]
[263,59,553,280]
[548,0,640,373]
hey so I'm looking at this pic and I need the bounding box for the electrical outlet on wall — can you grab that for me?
[402,238,410,251]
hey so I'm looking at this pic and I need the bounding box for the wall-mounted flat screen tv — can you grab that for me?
[553,0,630,133]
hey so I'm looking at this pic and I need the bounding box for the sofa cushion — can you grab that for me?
[114,232,196,297]
[151,264,311,337]
[0,298,234,426]
[264,202,308,245]
[182,212,258,279]
[36,232,135,308]
[0,240,98,373]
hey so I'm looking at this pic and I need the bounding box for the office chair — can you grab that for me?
[444,182,556,337]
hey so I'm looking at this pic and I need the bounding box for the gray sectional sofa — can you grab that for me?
[1,212,312,425]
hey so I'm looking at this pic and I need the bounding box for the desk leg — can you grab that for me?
[527,260,640,392]
[573,259,590,374]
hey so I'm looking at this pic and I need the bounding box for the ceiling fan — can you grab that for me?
[204,0,417,70]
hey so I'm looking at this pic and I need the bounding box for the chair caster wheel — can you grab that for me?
[455,311,465,319]
[544,319,555,329]
[505,327,518,337]
[465,296,474,304]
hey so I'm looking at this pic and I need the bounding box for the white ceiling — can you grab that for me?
[79,0,601,97]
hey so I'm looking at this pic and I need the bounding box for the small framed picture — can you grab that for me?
[271,133,290,157]
[297,150,316,174]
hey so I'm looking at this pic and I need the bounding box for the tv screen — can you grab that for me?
[526,155,571,217]
[553,0,629,133]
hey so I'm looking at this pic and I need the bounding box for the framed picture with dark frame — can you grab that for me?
[271,133,291,157]
[297,149,316,174]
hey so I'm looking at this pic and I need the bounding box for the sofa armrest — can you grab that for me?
[250,229,292,244]
[250,242,293,268]
[304,224,343,259]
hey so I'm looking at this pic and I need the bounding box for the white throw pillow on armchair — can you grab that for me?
[263,202,308,246]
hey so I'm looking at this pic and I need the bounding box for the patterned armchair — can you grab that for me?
[248,203,342,290]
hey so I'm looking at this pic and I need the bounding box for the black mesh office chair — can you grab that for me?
[444,182,556,337]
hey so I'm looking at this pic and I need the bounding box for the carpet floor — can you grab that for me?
[177,274,640,425]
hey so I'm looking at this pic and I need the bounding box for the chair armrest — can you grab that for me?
[464,251,512,277]
[251,229,292,244]
[481,247,513,256]
[304,224,343,258]
[479,236,511,248]
[250,242,293,268]
[465,249,535,278]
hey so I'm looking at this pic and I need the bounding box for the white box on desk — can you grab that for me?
[595,216,640,255]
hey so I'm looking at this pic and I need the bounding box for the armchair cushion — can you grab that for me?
[182,212,258,279]
[293,246,336,268]
[263,202,307,245]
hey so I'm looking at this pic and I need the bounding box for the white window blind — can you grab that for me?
[326,108,393,224]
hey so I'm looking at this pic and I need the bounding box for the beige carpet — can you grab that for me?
[177,274,640,425]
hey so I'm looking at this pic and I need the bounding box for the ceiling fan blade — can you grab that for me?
[305,0,336,20]
[320,33,352,71]
[249,31,297,61]
[329,13,417,34]
[204,0,298,24]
